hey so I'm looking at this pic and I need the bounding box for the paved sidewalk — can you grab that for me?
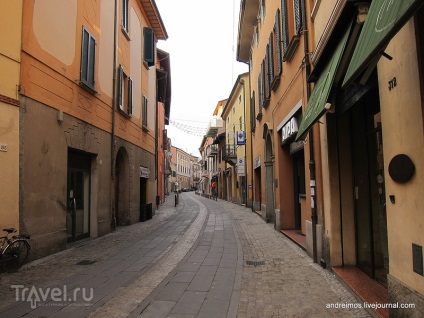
[0,195,186,317]
[213,197,371,318]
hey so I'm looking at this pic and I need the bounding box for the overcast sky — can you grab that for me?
[155,0,248,157]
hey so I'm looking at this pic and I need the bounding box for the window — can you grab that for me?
[260,0,266,22]
[80,27,96,91]
[118,65,132,116]
[122,0,129,33]
[274,9,283,78]
[144,27,155,67]
[281,0,290,57]
[281,0,302,62]
[293,0,302,35]
[142,95,148,128]
[251,91,257,129]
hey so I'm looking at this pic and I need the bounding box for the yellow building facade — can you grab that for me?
[221,73,252,205]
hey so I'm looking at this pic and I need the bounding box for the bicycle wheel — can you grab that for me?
[1,240,30,273]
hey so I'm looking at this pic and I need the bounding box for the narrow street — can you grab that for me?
[0,193,371,318]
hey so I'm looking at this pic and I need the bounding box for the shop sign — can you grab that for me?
[237,131,246,145]
[140,166,150,178]
[282,117,298,144]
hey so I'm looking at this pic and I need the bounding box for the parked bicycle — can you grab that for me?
[0,228,30,273]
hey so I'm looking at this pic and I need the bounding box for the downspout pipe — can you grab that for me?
[301,0,318,263]
[111,0,118,231]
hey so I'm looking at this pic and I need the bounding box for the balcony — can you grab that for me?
[222,145,237,165]
[206,144,218,157]
[206,117,223,137]
[201,170,209,178]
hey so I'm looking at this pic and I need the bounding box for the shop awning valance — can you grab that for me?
[342,0,423,87]
[295,27,350,141]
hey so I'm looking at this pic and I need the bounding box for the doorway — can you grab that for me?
[67,150,91,242]
[265,133,275,223]
[352,99,389,286]
[293,150,306,229]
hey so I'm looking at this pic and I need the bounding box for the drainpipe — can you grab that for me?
[110,0,119,231]
[301,0,318,263]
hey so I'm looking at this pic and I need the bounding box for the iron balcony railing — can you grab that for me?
[222,144,236,159]
[206,144,218,157]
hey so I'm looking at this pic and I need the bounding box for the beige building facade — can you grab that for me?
[0,0,23,232]
[238,0,424,315]
[13,0,168,260]
[302,0,424,315]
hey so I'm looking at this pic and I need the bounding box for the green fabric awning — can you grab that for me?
[295,27,350,141]
[342,0,423,87]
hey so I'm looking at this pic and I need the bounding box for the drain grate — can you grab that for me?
[76,259,96,265]
[246,259,265,266]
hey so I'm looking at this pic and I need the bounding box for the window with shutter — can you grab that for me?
[144,27,155,67]
[268,34,274,86]
[118,65,124,111]
[264,54,270,107]
[80,27,96,92]
[118,65,132,116]
[258,73,263,116]
[142,95,148,128]
[128,77,132,116]
[122,0,129,33]
[275,10,282,76]
[251,91,257,129]
[294,0,302,35]
[281,0,289,57]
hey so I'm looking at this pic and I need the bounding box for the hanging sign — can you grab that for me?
[237,131,246,145]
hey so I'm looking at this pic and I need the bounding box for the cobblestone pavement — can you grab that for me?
[216,198,371,318]
[0,192,372,317]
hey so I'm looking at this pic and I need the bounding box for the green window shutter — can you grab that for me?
[264,53,270,101]
[258,73,262,112]
[118,65,123,110]
[281,0,289,57]
[88,35,95,86]
[294,0,302,34]
[251,91,256,129]
[128,77,133,115]
[275,9,282,75]
[122,0,129,32]
[268,34,274,84]
[142,95,147,127]
[81,29,89,83]
[144,27,155,67]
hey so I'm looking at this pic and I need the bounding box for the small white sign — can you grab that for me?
[0,144,7,152]
[281,118,298,143]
